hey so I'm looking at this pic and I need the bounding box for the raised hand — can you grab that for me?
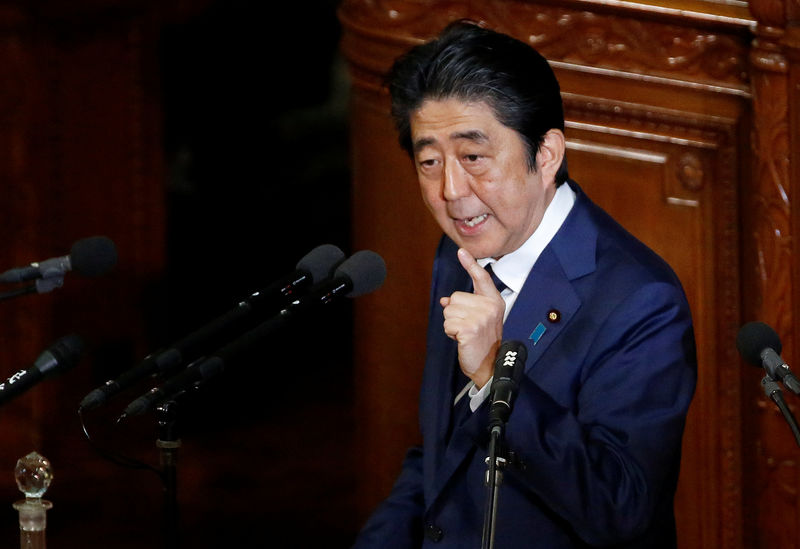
[440,248,505,388]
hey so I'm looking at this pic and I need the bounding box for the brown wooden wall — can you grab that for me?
[0,2,175,546]
[339,0,800,547]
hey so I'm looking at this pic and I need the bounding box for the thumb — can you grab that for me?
[457,248,500,297]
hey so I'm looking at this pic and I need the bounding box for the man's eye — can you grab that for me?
[464,154,481,162]
[419,159,437,167]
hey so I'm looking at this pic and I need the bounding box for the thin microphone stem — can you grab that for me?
[0,285,37,302]
[482,426,505,549]
[762,376,800,448]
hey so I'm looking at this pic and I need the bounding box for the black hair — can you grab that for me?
[387,20,569,185]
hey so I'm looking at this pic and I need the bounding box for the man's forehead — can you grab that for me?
[410,99,498,151]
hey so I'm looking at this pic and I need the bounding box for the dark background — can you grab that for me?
[2,0,363,547]
[151,1,359,547]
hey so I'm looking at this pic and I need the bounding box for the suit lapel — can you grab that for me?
[504,246,582,381]
[507,186,598,399]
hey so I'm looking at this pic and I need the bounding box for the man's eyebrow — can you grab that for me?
[451,130,488,143]
[413,137,436,154]
[413,130,489,153]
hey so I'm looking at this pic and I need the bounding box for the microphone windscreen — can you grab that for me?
[35,333,84,376]
[336,250,387,297]
[49,334,85,366]
[296,244,345,283]
[736,321,782,366]
[498,340,528,366]
[70,236,118,277]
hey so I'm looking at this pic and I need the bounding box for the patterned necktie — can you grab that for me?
[485,263,507,293]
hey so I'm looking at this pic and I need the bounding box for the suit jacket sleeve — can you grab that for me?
[351,446,425,549]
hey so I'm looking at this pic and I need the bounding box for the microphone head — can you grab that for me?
[70,236,118,277]
[736,321,782,366]
[296,244,345,283]
[335,250,387,297]
[35,334,84,377]
[49,333,85,366]
[494,340,528,379]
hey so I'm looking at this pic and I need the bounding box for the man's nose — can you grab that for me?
[442,162,470,201]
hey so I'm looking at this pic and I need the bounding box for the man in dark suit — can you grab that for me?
[353,20,697,548]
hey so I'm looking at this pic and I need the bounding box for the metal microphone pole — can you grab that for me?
[0,276,65,301]
[482,424,507,549]
[0,286,37,302]
[155,399,181,549]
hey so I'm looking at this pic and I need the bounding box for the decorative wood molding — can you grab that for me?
[749,25,791,336]
[339,0,752,88]
[562,92,736,147]
[677,152,706,191]
[751,24,789,72]
[748,0,788,27]
[714,131,744,549]
[744,4,800,547]
[521,8,749,86]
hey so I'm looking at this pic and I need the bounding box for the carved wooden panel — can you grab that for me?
[742,1,800,545]
[562,93,744,548]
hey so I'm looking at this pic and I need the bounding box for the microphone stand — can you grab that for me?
[155,398,182,549]
[482,424,507,549]
[0,275,64,301]
[0,285,37,302]
[762,375,800,448]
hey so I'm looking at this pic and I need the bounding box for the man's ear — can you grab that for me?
[536,129,566,184]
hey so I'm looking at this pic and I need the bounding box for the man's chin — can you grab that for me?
[452,239,502,261]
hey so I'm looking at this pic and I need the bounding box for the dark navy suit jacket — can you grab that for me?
[353,182,697,548]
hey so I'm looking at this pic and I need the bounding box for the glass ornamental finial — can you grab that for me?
[14,452,53,500]
[13,451,53,547]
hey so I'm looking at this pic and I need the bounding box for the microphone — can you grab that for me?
[119,249,386,419]
[0,334,84,407]
[488,340,527,431]
[736,321,800,395]
[78,243,346,411]
[0,236,117,288]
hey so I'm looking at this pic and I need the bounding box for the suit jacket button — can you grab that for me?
[424,523,443,542]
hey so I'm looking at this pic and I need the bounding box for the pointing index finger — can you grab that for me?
[457,248,500,297]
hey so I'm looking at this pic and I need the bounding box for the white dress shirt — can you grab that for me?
[459,182,577,411]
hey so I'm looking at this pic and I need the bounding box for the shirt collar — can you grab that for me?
[478,183,576,293]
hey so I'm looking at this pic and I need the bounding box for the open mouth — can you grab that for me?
[463,214,488,227]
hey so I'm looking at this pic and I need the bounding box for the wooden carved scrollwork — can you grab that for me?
[677,152,705,191]
[745,1,800,547]
[748,0,788,27]
[523,9,748,86]
[339,0,750,88]
[748,23,791,356]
